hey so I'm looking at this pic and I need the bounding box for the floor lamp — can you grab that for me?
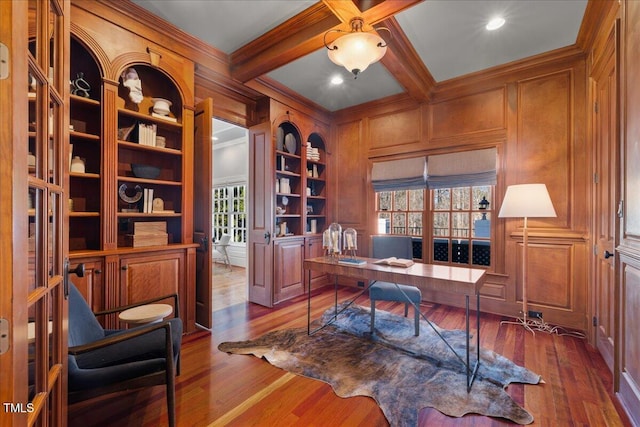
[498,184,557,334]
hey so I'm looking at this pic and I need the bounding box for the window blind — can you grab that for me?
[371,157,427,192]
[426,148,496,189]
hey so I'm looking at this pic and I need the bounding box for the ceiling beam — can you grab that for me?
[379,17,435,103]
[230,0,423,83]
[230,2,340,83]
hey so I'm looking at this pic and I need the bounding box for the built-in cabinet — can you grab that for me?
[272,116,330,304]
[68,25,197,332]
[249,106,331,306]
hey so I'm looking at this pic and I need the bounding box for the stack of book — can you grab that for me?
[142,188,154,213]
[137,123,157,146]
[306,142,320,161]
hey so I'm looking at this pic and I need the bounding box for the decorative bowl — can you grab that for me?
[131,163,161,179]
[151,98,172,116]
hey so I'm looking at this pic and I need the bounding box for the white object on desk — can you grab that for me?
[118,304,173,325]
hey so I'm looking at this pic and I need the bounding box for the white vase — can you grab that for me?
[70,156,85,173]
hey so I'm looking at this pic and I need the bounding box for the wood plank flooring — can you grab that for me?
[68,284,632,427]
[212,264,246,312]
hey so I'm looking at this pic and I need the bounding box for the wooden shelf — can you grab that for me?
[276,149,300,160]
[70,212,100,217]
[117,176,182,186]
[70,172,100,179]
[70,130,100,141]
[118,107,183,128]
[117,212,182,218]
[118,140,182,156]
[70,94,100,105]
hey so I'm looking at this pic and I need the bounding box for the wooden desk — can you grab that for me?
[303,256,486,391]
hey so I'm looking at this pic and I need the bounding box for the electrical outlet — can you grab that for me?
[357,281,365,288]
[528,310,543,319]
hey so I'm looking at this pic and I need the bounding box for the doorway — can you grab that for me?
[212,119,249,311]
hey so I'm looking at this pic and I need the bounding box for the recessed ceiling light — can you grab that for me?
[486,17,505,31]
[330,75,344,85]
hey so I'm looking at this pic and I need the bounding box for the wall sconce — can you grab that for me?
[324,17,390,78]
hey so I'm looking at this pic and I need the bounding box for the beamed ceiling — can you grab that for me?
[131,0,588,113]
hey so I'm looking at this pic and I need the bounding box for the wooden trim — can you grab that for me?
[379,17,435,103]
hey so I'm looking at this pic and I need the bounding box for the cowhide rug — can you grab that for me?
[218,303,541,426]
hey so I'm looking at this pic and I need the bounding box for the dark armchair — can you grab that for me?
[67,283,182,427]
[370,235,422,336]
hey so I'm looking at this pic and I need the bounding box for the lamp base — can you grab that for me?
[501,315,586,338]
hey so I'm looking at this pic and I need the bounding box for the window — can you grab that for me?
[376,189,425,236]
[213,184,247,243]
[431,185,492,267]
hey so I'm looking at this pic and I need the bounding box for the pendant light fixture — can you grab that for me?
[324,17,390,79]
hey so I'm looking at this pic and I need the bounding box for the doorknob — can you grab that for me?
[264,231,271,244]
[604,250,614,259]
[70,263,85,277]
[64,258,85,299]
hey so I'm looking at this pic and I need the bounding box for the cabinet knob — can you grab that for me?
[95,269,102,274]
[604,250,614,259]
[122,265,128,271]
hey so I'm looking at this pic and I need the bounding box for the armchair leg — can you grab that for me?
[414,305,420,336]
[166,365,176,427]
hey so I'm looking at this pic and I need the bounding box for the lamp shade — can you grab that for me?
[498,184,557,218]
[327,31,387,76]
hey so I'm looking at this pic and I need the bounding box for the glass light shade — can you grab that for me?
[343,228,358,251]
[327,31,387,75]
[498,184,557,218]
[327,223,343,254]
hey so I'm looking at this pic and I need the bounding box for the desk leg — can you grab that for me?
[476,291,480,374]
[465,293,481,392]
[307,268,312,335]
[334,275,338,318]
[466,295,470,383]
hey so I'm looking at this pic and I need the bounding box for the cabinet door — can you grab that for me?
[70,259,105,314]
[274,238,305,303]
[305,236,327,289]
[120,252,183,317]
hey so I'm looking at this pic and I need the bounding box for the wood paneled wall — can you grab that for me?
[618,0,640,423]
[331,51,590,331]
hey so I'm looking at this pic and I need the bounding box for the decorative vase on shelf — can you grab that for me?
[276,127,284,151]
[284,133,296,154]
[70,156,85,173]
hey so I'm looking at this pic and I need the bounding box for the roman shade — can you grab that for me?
[371,157,427,192]
[426,148,497,189]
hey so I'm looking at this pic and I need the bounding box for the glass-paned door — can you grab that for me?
[16,0,69,425]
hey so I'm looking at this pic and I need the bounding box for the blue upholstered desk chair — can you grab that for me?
[370,235,422,336]
[67,283,182,427]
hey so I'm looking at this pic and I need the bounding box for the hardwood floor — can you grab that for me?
[212,264,247,312]
[68,285,632,427]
